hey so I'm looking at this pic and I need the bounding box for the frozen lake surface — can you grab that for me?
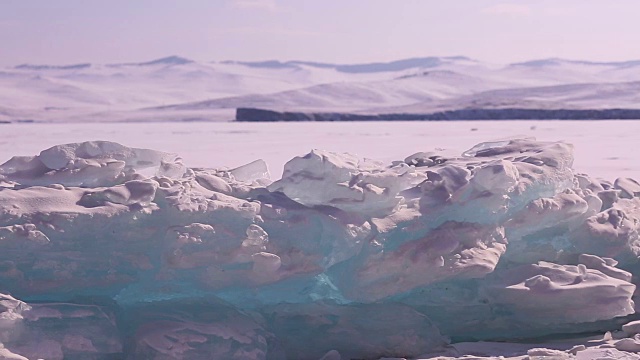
[1,120,639,181]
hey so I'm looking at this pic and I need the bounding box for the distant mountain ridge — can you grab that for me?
[110,55,195,67]
[13,55,640,73]
[14,56,196,70]
[13,55,475,73]
[15,63,93,71]
[510,58,640,68]
[221,56,475,73]
[5,54,640,123]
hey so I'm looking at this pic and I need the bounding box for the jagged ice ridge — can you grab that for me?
[1,139,640,359]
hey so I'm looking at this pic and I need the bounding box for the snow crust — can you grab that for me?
[2,139,640,359]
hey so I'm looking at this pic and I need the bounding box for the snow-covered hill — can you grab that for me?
[2,55,640,122]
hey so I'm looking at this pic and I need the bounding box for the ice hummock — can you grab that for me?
[1,139,640,359]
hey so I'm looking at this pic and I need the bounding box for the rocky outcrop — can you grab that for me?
[236,107,640,122]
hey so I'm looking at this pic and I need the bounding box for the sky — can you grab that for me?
[1,0,640,66]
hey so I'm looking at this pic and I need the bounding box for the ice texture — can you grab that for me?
[1,139,640,359]
[0,294,121,360]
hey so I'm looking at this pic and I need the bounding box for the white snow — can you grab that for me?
[4,56,640,122]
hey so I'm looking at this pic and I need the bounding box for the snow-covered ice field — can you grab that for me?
[3,124,640,359]
[1,120,639,181]
[3,120,640,359]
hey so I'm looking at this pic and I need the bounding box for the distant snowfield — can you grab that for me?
[1,120,639,181]
[4,55,640,123]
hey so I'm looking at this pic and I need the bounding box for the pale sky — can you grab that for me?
[1,0,639,66]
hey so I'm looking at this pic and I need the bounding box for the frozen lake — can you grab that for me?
[1,120,639,180]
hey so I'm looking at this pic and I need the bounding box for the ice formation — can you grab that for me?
[2,139,640,359]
